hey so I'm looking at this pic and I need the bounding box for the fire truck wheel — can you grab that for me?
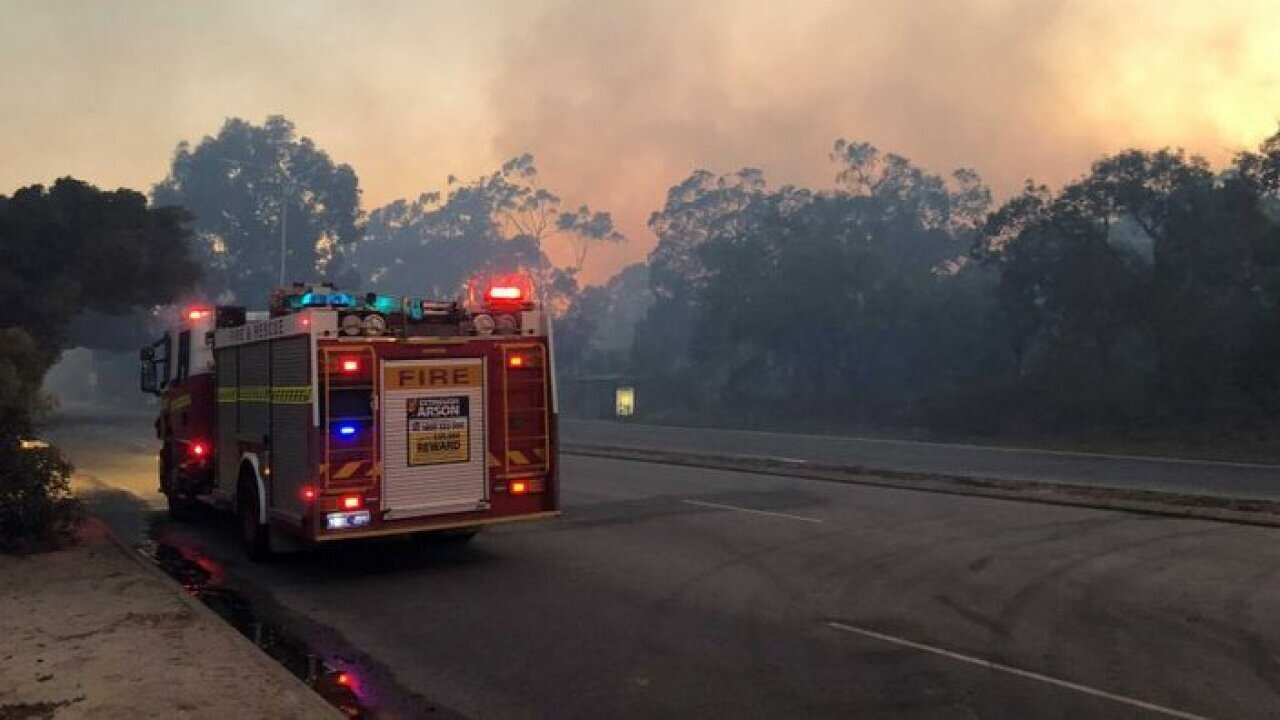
[237,480,273,562]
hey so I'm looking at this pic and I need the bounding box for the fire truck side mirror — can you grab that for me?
[139,347,159,396]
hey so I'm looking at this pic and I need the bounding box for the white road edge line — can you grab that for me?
[825,621,1211,720]
[683,499,823,524]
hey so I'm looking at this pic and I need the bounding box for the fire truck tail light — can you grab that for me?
[189,442,207,457]
[301,485,316,502]
[187,308,210,321]
[340,358,360,373]
[501,478,545,494]
[341,495,362,510]
[508,355,525,368]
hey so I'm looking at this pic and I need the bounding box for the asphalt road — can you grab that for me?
[55,415,1280,719]
[563,419,1280,500]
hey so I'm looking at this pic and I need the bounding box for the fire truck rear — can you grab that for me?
[140,277,559,558]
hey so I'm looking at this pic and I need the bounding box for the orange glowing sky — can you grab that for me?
[3,0,1279,282]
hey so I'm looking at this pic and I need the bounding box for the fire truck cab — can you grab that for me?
[140,279,559,559]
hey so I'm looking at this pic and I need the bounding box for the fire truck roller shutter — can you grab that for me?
[216,346,239,496]
[238,341,270,445]
[381,358,488,518]
[270,335,311,520]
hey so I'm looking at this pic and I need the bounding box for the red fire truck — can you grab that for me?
[139,277,559,559]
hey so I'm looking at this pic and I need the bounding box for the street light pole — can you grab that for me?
[219,156,292,287]
[279,186,287,285]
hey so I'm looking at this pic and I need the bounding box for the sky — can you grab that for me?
[3,0,1280,283]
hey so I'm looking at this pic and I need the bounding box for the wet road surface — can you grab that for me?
[56,415,1280,718]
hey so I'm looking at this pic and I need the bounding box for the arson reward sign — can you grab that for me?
[406,396,470,465]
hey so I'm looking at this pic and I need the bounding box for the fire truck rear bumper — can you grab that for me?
[311,510,561,542]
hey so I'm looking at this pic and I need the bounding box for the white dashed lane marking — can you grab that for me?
[683,499,823,524]
[826,621,1211,720]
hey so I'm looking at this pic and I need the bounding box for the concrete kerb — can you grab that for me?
[93,516,344,719]
[563,444,1280,530]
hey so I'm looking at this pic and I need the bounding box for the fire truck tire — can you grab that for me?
[237,476,272,562]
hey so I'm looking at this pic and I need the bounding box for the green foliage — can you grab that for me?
[0,178,201,363]
[152,115,361,304]
[0,328,48,438]
[0,178,198,549]
[0,442,80,553]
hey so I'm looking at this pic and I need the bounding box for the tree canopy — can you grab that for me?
[0,178,200,366]
[623,143,993,425]
[152,115,361,305]
[347,154,620,307]
[0,177,200,432]
[565,130,1280,435]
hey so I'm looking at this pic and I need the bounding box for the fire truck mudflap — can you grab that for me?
[381,358,489,518]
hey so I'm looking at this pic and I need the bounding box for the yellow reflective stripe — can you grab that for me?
[332,461,363,480]
[217,386,311,403]
[168,395,191,411]
[507,450,530,465]
[271,386,312,404]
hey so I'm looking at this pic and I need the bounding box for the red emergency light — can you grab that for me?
[472,273,535,309]
[189,441,207,457]
[511,481,528,495]
[341,495,362,510]
[487,286,523,302]
[341,358,360,373]
[187,308,211,321]
[301,485,316,502]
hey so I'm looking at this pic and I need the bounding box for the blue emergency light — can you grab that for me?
[364,294,400,315]
[292,291,354,309]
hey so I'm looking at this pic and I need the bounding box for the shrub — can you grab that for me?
[0,440,81,553]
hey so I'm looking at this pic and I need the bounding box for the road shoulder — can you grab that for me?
[565,443,1280,528]
[0,517,340,719]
